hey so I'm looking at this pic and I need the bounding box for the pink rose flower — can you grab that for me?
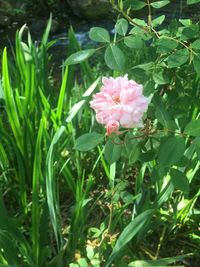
[106,120,119,136]
[90,74,149,131]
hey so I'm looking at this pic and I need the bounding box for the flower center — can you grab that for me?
[113,95,120,104]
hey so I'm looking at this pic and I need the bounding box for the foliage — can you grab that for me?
[0,1,200,267]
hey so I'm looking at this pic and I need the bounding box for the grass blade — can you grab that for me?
[2,48,24,155]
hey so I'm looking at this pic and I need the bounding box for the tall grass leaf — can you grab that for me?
[32,116,44,266]
[39,88,57,125]
[0,142,8,168]
[57,65,68,121]
[106,209,154,267]
[15,89,24,119]
[42,13,52,46]
[128,254,191,266]
[60,161,76,196]
[0,231,19,265]
[0,265,18,267]
[0,192,35,266]
[15,25,26,82]
[2,48,24,155]
[0,128,27,212]
[0,79,4,100]
[155,181,174,207]
[46,126,66,248]
[24,62,35,113]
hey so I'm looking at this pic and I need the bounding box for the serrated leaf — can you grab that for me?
[151,0,170,8]
[184,120,200,136]
[74,133,104,151]
[63,49,96,65]
[158,136,186,167]
[167,49,189,68]
[89,27,110,43]
[124,36,143,49]
[115,18,128,36]
[104,45,125,70]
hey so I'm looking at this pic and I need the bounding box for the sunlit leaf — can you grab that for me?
[151,0,170,8]
[63,49,96,66]
[104,45,125,70]
[89,27,110,42]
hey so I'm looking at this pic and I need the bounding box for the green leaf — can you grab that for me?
[179,19,191,27]
[151,0,170,8]
[115,18,128,36]
[158,136,186,167]
[187,0,200,5]
[155,38,178,53]
[144,80,155,96]
[193,54,200,74]
[124,36,143,49]
[167,49,189,68]
[77,258,89,267]
[63,49,96,66]
[74,133,104,152]
[123,138,140,164]
[129,254,191,267]
[191,39,200,50]
[170,169,189,194]
[153,71,169,84]
[156,106,171,127]
[89,27,110,43]
[152,15,165,27]
[181,25,199,40]
[104,45,125,70]
[184,120,200,136]
[104,139,122,164]
[133,62,154,71]
[86,245,94,260]
[124,0,146,10]
[106,210,154,267]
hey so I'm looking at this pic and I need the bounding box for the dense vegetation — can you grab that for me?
[0,1,200,266]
